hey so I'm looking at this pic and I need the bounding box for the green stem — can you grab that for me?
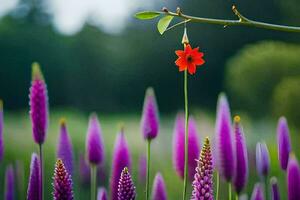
[39,144,43,200]
[182,69,189,200]
[216,172,220,200]
[235,194,239,200]
[91,165,97,200]
[228,182,232,200]
[154,6,300,33]
[264,177,268,200]
[146,139,151,200]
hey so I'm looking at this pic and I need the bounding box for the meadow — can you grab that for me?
[1,108,297,199]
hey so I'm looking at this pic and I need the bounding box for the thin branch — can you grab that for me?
[166,19,191,32]
[159,6,300,33]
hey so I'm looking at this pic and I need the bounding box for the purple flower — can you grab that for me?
[141,87,159,140]
[215,94,235,182]
[29,63,49,145]
[57,119,74,175]
[0,100,4,162]
[27,153,41,200]
[287,154,300,200]
[277,117,291,170]
[250,183,264,200]
[118,167,136,200]
[86,113,105,165]
[233,116,248,194]
[4,164,14,200]
[97,187,108,200]
[172,113,200,181]
[138,155,147,183]
[110,131,132,200]
[191,137,213,200]
[256,142,270,178]
[53,159,74,200]
[270,177,280,200]
[151,173,168,200]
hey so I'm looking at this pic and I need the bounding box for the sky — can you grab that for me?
[0,0,157,34]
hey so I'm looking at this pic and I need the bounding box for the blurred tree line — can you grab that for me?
[0,0,299,116]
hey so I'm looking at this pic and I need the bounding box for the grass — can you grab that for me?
[0,109,298,200]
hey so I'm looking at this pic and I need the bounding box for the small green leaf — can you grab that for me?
[157,16,174,35]
[135,11,161,20]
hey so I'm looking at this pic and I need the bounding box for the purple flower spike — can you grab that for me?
[57,119,74,175]
[233,116,248,194]
[29,63,49,145]
[86,113,104,165]
[110,130,132,200]
[118,167,136,200]
[4,165,14,200]
[287,154,300,200]
[0,100,4,162]
[270,177,280,200]
[97,187,108,200]
[215,93,235,182]
[53,159,74,200]
[191,137,214,200]
[256,142,270,178]
[141,87,160,140]
[138,155,147,183]
[277,117,291,170]
[151,173,168,200]
[27,153,41,200]
[172,113,200,181]
[250,183,264,200]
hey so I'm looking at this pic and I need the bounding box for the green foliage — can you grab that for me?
[225,41,300,116]
[272,76,300,128]
[134,11,161,20]
[157,16,174,35]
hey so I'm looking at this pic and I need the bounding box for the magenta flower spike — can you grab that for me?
[97,187,108,200]
[277,117,291,171]
[233,116,248,194]
[191,137,214,200]
[151,173,168,200]
[141,87,159,140]
[215,93,235,182]
[138,155,147,183]
[27,153,41,200]
[256,142,270,178]
[287,154,300,200]
[53,159,74,200]
[0,100,4,162]
[270,177,280,200]
[172,113,200,181]
[250,183,264,200]
[118,167,136,200]
[86,113,105,165]
[110,130,132,200]
[4,165,15,200]
[29,63,49,145]
[57,119,74,175]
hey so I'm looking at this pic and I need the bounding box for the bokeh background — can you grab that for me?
[0,0,299,199]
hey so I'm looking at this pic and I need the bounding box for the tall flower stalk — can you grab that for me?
[151,173,168,200]
[141,87,159,200]
[256,142,270,200]
[215,94,235,200]
[29,63,49,200]
[110,129,132,200]
[118,167,136,200]
[191,137,214,200]
[57,118,74,175]
[85,114,105,200]
[27,153,41,200]
[277,117,291,171]
[287,154,300,200]
[175,26,205,200]
[270,177,280,200]
[4,164,14,200]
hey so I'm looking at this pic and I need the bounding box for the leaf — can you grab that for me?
[135,11,161,20]
[157,16,174,35]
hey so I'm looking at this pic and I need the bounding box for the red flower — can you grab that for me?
[175,44,205,75]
